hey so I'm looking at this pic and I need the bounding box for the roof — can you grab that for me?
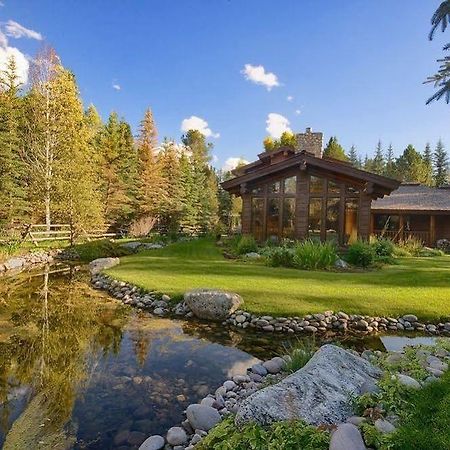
[223,147,400,198]
[372,183,450,212]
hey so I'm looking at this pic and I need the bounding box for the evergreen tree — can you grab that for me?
[323,136,348,161]
[384,143,398,178]
[0,55,27,228]
[396,145,429,183]
[372,140,385,175]
[363,155,374,172]
[433,139,449,186]
[347,145,359,167]
[423,142,434,186]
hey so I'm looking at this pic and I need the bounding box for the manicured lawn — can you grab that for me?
[106,238,450,321]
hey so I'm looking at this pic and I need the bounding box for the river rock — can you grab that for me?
[262,357,285,374]
[375,419,396,434]
[329,423,367,450]
[166,427,187,446]
[396,373,421,389]
[4,257,26,270]
[235,345,382,426]
[139,435,165,450]
[89,257,120,274]
[184,289,243,321]
[186,404,221,431]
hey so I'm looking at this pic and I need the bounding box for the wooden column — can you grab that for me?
[240,183,252,235]
[358,193,372,241]
[430,215,436,246]
[295,170,309,240]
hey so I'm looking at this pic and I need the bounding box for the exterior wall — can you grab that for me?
[358,194,372,241]
[435,215,450,241]
[241,193,252,235]
[296,128,323,158]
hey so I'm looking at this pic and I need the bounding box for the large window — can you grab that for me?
[308,198,322,241]
[282,198,296,238]
[326,198,340,242]
[267,198,280,240]
[251,198,265,241]
[284,176,297,194]
[344,199,359,244]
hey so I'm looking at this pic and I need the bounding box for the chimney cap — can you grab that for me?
[305,127,312,133]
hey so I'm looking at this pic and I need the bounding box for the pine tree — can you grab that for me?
[0,55,27,228]
[347,145,359,167]
[384,143,398,178]
[423,142,434,186]
[323,137,348,161]
[433,139,449,187]
[372,140,385,175]
[396,145,430,183]
[363,155,374,172]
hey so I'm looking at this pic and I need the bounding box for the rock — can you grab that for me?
[4,257,26,270]
[235,345,382,426]
[114,430,130,446]
[128,431,147,446]
[374,419,396,434]
[360,378,379,394]
[184,289,243,321]
[346,416,366,426]
[121,241,143,250]
[235,314,247,323]
[142,243,164,250]
[223,380,236,391]
[244,252,261,259]
[166,427,187,446]
[385,352,404,365]
[251,364,268,377]
[329,423,367,450]
[153,307,165,316]
[334,258,349,270]
[186,404,221,431]
[89,257,120,274]
[262,357,285,374]
[161,294,171,302]
[402,314,418,323]
[139,435,165,450]
[396,374,421,390]
[355,319,369,331]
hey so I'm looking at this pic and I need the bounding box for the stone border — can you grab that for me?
[0,249,66,275]
[91,272,450,337]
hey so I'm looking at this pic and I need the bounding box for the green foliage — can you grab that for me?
[293,240,338,270]
[395,145,430,184]
[433,139,449,187]
[371,238,395,258]
[360,423,395,450]
[323,136,348,161]
[262,132,297,152]
[394,237,424,257]
[235,235,258,255]
[372,140,386,175]
[418,247,445,257]
[380,347,429,381]
[72,239,133,262]
[345,241,375,267]
[282,338,316,373]
[266,245,295,267]
[196,416,330,450]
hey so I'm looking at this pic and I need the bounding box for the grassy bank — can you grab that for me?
[106,238,450,321]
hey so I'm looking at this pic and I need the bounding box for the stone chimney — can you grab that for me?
[296,127,323,158]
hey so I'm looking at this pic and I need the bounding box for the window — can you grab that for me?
[346,186,360,196]
[326,198,340,242]
[310,176,324,194]
[282,198,296,238]
[251,185,265,195]
[344,199,359,244]
[251,198,265,241]
[327,180,340,195]
[374,214,399,231]
[267,198,280,241]
[284,176,297,194]
[308,198,322,240]
[268,181,280,194]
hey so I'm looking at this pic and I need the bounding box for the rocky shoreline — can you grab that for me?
[0,249,65,274]
[91,271,450,337]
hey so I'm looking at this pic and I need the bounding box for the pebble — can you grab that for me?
[251,364,268,376]
[166,427,187,446]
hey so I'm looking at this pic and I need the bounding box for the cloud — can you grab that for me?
[287,95,293,102]
[265,113,291,139]
[0,29,7,48]
[112,83,121,91]
[241,64,280,91]
[295,109,301,115]
[0,45,29,84]
[223,157,249,172]
[5,20,43,41]
[0,2,5,7]
[181,115,220,138]
[212,154,219,163]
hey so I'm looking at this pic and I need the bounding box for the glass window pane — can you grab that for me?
[374,214,399,231]
[268,181,281,194]
[310,176,324,194]
[282,198,296,238]
[267,198,280,241]
[326,198,340,242]
[346,185,360,196]
[308,198,322,240]
[344,199,359,244]
[284,176,297,194]
[251,185,265,195]
[251,198,265,241]
[328,180,340,195]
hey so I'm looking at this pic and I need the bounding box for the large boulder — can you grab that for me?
[89,257,120,275]
[235,345,382,426]
[184,289,243,321]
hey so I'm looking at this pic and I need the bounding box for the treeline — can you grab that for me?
[0,47,233,236]
[323,137,449,187]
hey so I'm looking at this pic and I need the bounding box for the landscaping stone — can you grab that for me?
[262,357,285,374]
[236,345,382,426]
[4,257,26,270]
[251,364,268,376]
[166,427,187,446]
[89,257,120,274]
[329,423,367,450]
[138,435,165,450]
[244,252,261,259]
[184,289,243,321]
[334,258,349,270]
[374,419,396,434]
[402,314,418,323]
[186,404,221,431]
[396,374,421,389]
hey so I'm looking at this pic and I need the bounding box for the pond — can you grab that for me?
[0,264,440,449]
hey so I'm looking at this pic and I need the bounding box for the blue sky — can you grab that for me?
[1,0,449,170]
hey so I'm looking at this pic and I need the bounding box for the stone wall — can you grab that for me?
[296,127,323,158]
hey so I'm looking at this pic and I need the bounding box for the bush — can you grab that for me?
[235,235,258,255]
[371,237,395,258]
[293,240,337,270]
[418,247,445,257]
[345,240,375,268]
[128,215,156,237]
[395,237,424,257]
[266,246,295,267]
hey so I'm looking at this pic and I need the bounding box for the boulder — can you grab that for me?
[396,374,421,390]
[89,257,120,274]
[235,345,382,426]
[330,423,367,450]
[184,289,243,321]
[139,435,165,450]
[334,258,349,270]
[186,404,221,431]
[121,241,143,250]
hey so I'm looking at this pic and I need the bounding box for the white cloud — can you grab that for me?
[181,115,219,138]
[0,29,7,48]
[295,109,301,115]
[241,64,280,91]
[223,157,249,172]
[0,2,5,7]
[5,20,42,41]
[287,95,293,102]
[112,83,121,91]
[265,113,291,139]
[0,45,29,84]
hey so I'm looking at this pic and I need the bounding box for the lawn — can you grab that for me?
[105,238,450,321]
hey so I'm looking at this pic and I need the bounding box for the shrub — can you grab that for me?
[418,247,444,257]
[371,237,395,258]
[395,237,424,257]
[345,240,375,268]
[282,338,316,373]
[266,246,295,267]
[235,235,258,255]
[293,240,337,270]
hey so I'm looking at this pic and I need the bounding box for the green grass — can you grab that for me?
[106,238,450,321]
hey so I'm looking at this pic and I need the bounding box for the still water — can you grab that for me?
[0,265,437,449]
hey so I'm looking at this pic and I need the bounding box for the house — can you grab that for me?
[221,128,400,245]
[371,183,450,246]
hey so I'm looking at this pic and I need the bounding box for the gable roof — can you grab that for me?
[223,147,400,198]
[371,183,450,212]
